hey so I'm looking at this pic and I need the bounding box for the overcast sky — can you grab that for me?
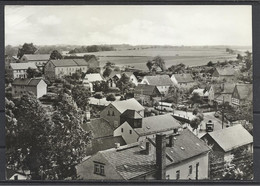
[5,5,252,46]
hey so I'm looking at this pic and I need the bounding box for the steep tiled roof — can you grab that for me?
[172,74,194,83]
[144,75,173,86]
[134,84,160,96]
[236,84,253,101]
[12,78,44,87]
[215,67,236,76]
[97,128,209,180]
[202,124,253,152]
[222,83,236,94]
[23,54,50,61]
[50,59,88,67]
[10,62,37,70]
[83,118,114,139]
[121,109,143,119]
[84,73,103,82]
[85,136,126,156]
[134,114,181,136]
[111,98,144,114]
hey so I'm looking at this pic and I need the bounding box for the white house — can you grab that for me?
[107,72,138,88]
[8,63,38,79]
[192,88,209,100]
[12,78,47,98]
[83,73,104,92]
[171,74,195,89]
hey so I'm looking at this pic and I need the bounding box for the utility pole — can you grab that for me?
[222,96,225,129]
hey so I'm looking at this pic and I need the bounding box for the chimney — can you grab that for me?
[144,141,151,155]
[156,133,166,180]
[167,135,174,148]
[115,143,120,149]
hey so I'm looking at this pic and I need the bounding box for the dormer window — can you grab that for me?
[94,162,105,176]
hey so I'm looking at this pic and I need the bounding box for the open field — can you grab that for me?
[73,46,251,70]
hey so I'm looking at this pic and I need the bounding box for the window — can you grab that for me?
[176,170,180,180]
[112,111,115,116]
[129,130,132,134]
[189,165,192,175]
[121,128,124,133]
[107,110,110,116]
[14,175,18,180]
[94,162,105,176]
[166,175,170,180]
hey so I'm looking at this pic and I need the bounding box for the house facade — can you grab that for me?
[19,54,50,70]
[100,98,145,129]
[107,72,138,88]
[201,124,253,163]
[44,59,89,80]
[83,73,104,92]
[8,63,38,79]
[141,75,173,95]
[12,78,47,98]
[231,84,253,106]
[76,129,210,180]
[134,84,161,106]
[170,74,195,89]
[212,67,236,82]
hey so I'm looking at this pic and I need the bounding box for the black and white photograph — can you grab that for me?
[4,5,253,181]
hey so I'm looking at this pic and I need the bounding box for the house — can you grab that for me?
[12,78,47,98]
[212,67,236,82]
[201,124,253,163]
[171,74,195,89]
[107,72,138,88]
[100,98,145,129]
[19,54,50,69]
[6,168,28,180]
[5,55,18,70]
[231,84,252,106]
[76,129,210,180]
[114,114,181,144]
[44,59,89,80]
[191,88,209,100]
[214,83,236,105]
[82,118,126,156]
[141,75,173,95]
[134,84,161,105]
[7,63,38,79]
[84,55,100,69]
[83,73,104,92]
[208,84,222,106]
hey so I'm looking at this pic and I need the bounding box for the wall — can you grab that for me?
[114,122,139,144]
[165,153,209,180]
[9,173,27,180]
[76,153,123,180]
[44,62,55,80]
[100,104,121,129]
[36,80,47,98]
[156,86,170,95]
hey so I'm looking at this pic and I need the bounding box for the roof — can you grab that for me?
[84,73,103,82]
[12,78,45,87]
[134,114,181,136]
[143,75,173,86]
[121,109,143,119]
[172,74,194,83]
[96,128,209,180]
[211,84,222,93]
[49,59,88,67]
[134,84,161,96]
[83,118,114,139]
[85,136,126,156]
[10,62,37,70]
[192,88,209,97]
[235,84,253,101]
[215,67,236,76]
[22,54,50,61]
[111,98,144,114]
[6,168,26,180]
[108,72,133,80]
[222,83,236,94]
[203,124,253,152]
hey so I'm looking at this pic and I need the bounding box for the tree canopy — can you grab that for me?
[17,43,38,59]
[50,50,62,60]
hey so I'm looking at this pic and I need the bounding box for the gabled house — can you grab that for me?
[114,114,181,144]
[208,84,222,105]
[107,72,138,88]
[231,84,252,106]
[6,168,28,180]
[76,129,210,180]
[44,59,89,80]
[7,63,38,79]
[100,98,145,129]
[12,78,47,98]
[201,124,253,163]
[171,74,195,89]
[214,83,236,105]
[5,55,18,71]
[212,67,236,82]
[141,75,173,95]
[83,73,104,92]
[19,54,50,69]
[134,84,161,105]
